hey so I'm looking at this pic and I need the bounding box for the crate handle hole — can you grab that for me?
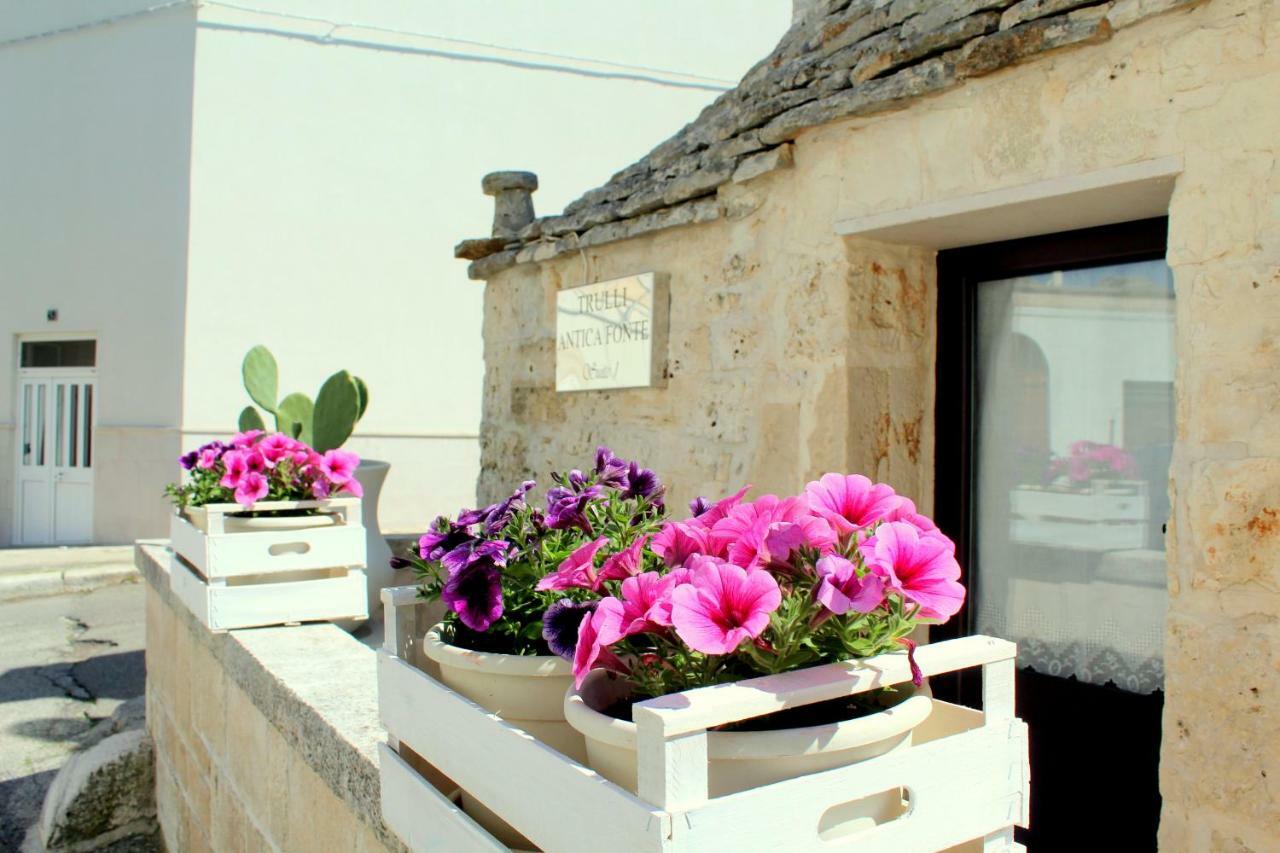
[818,786,912,842]
[268,542,312,556]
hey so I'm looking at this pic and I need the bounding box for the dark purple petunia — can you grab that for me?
[546,485,602,534]
[419,516,474,561]
[542,599,599,659]
[483,480,536,535]
[389,556,411,570]
[689,496,711,517]
[442,560,504,632]
[568,469,590,491]
[441,539,510,575]
[622,462,664,501]
[456,506,490,527]
[594,446,629,489]
[179,450,199,470]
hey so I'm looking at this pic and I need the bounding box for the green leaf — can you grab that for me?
[276,393,315,445]
[312,371,360,452]
[352,375,369,421]
[237,405,266,433]
[242,346,279,414]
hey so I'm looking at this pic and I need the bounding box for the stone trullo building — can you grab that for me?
[456,0,1280,849]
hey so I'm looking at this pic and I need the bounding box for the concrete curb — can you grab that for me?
[0,565,139,603]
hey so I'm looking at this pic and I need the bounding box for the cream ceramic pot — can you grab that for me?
[421,624,584,850]
[565,670,933,838]
[183,506,340,534]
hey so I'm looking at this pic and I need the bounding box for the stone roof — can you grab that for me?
[460,0,1199,279]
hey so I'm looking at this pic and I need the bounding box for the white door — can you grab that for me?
[15,372,95,544]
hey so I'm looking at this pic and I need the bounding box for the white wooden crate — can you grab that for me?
[377,589,1029,853]
[168,499,367,631]
[1009,483,1149,551]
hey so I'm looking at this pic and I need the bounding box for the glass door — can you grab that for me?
[934,219,1172,851]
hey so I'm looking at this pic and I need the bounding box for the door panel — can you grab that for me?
[934,220,1172,852]
[14,373,95,545]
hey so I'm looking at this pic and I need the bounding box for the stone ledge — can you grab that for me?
[134,542,404,852]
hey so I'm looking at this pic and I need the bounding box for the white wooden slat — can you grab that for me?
[169,555,367,632]
[205,523,365,577]
[169,514,365,577]
[636,635,1016,737]
[169,554,211,626]
[983,827,1017,852]
[378,650,669,853]
[379,743,508,853]
[634,724,708,813]
[208,571,367,631]
[982,659,1016,723]
[381,585,420,656]
[671,720,1029,853]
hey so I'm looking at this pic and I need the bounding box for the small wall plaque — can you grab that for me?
[555,272,668,392]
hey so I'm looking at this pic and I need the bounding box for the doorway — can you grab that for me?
[14,339,97,545]
[933,219,1172,850]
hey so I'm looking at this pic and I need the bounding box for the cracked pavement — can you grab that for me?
[0,583,146,850]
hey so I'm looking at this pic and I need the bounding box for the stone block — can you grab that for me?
[732,144,795,184]
[211,778,248,853]
[39,729,157,851]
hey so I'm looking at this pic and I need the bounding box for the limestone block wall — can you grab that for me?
[140,544,402,853]
[478,0,1280,847]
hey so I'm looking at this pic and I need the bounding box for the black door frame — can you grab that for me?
[930,216,1170,704]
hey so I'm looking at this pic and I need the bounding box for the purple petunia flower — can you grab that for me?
[483,480,536,535]
[442,560,504,632]
[455,506,490,527]
[419,516,473,561]
[622,462,664,501]
[389,556,411,570]
[179,450,199,470]
[441,539,510,575]
[689,496,711,517]
[546,485,602,533]
[594,446,630,489]
[542,599,599,659]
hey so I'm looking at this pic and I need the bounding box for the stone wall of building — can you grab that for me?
[140,545,401,853]
[476,0,1280,847]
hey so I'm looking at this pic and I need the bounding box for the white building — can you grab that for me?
[0,0,788,546]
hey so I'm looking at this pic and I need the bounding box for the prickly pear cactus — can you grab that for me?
[235,346,367,450]
[313,371,360,453]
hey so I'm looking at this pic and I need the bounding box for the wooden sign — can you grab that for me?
[555,273,668,392]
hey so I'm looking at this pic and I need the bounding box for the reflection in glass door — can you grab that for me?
[935,220,1172,851]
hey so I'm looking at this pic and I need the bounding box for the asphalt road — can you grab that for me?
[0,583,146,850]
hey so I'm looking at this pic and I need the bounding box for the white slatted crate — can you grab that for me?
[1009,482,1149,551]
[168,498,368,631]
[377,588,1029,853]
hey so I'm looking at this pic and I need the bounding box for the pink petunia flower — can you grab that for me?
[688,485,752,529]
[572,606,628,689]
[197,447,221,470]
[711,495,836,570]
[234,470,269,506]
[607,571,684,638]
[336,475,363,499]
[669,557,782,655]
[320,449,361,485]
[650,520,718,567]
[859,521,965,621]
[231,429,264,449]
[220,450,250,489]
[880,497,939,534]
[814,555,885,615]
[804,473,904,537]
[257,433,297,467]
[598,534,650,583]
[536,537,609,592]
[645,566,694,626]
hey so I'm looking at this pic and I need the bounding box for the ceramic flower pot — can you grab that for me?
[566,670,933,837]
[421,624,584,849]
[353,459,393,616]
[182,506,339,534]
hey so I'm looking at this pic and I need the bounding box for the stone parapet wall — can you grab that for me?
[139,543,403,852]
